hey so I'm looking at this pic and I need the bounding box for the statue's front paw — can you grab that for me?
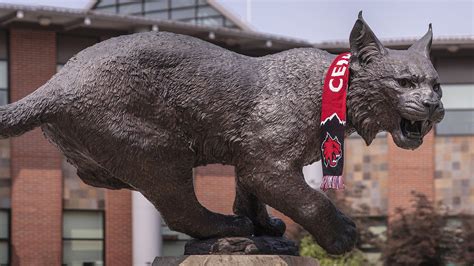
[254,217,286,237]
[318,209,357,255]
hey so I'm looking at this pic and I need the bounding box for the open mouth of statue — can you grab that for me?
[400,118,423,139]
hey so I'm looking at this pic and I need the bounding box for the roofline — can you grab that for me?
[84,0,97,11]
[314,35,474,51]
[207,0,253,32]
[0,3,311,48]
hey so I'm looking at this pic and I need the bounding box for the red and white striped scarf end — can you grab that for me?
[320,175,345,191]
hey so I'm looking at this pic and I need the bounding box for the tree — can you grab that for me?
[383,192,474,266]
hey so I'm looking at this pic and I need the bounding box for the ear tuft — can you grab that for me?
[409,24,433,58]
[349,12,386,65]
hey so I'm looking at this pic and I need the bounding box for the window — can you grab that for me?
[170,8,195,20]
[0,210,9,266]
[198,17,223,27]
[0,42,8,205]
[0,30,10,266]
[144,11,169,20]
[144,1,168,12]
[118,2,143,15]
[93,0,236,28]
[63,211,104,266]
[197,6,219,17]
[171,0,195,8]
[436,84,474,135]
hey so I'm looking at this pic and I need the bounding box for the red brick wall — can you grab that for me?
[195,165,235,214]
[388,131,435,218]
[9,29,62,266]
[105,190,132,266]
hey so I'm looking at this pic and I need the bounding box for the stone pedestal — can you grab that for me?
[152,255,319,266]
[184,236,298,256]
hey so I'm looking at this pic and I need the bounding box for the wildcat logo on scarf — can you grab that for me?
[321,132,342,168]
[320,52,351,191]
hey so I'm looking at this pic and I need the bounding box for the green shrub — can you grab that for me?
[300,235,368,266]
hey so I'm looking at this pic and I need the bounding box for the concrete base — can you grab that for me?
[184,236,298,256]
[152,255,319,266]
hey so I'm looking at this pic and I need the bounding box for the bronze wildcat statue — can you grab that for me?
[0,12,444,254]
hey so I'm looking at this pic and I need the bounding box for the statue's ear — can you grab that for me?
[349,11,387,65]
[408,24,433,58]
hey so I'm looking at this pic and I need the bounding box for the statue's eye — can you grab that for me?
[433,83,442,97]
[397,78,414,88]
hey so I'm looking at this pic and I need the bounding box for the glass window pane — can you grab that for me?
[0,211,7,239]
[197,17,223,26]
[0,242,8,264]
[440,84,474,109]
[197,6,219,17]
[0,90,7,106]
[63,211,103,239]
[144,11,169,19]
[171,8,195,20]
[118,2,142,14]
[63,240,103,266]
[171,0,195,8]
[145,0,168,11]
[0,61,8,89]
[436,110,474,135]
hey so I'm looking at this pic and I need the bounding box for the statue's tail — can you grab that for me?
[0,83,58,138]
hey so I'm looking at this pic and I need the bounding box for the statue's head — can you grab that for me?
[348,12,445,150]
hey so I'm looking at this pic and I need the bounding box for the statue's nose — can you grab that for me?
[422,99,439,109]
[422,99,442,118]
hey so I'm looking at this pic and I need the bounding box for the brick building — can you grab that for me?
[0,1,472,265]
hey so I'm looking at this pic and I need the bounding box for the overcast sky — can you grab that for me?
[0,0,472,43]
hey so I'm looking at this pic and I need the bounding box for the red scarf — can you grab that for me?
[319,53,351,191]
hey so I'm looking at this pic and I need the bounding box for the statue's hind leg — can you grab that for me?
[128,163,254,239]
